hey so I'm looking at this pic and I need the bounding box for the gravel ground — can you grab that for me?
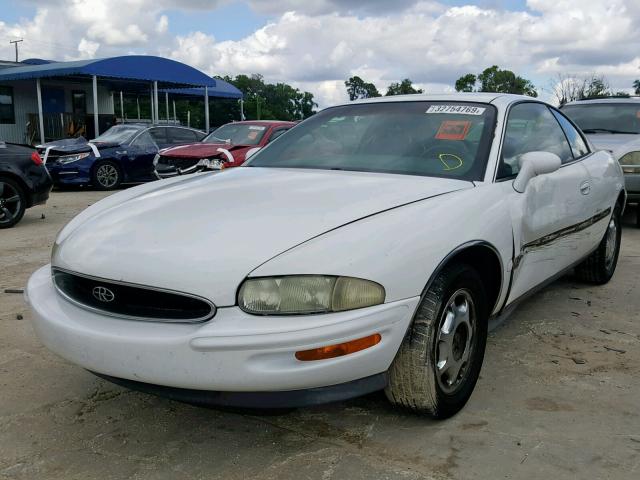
[1,189,639,480]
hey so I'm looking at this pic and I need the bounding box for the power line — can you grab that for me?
[9,38,23,62]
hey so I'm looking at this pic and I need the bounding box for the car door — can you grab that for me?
[126,129,161,181]
[499,102,595,303]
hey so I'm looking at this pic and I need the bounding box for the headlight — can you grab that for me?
[238,276,385,315]
[57,152,90,164]
[619,151,640,173]
[196,158,224,170]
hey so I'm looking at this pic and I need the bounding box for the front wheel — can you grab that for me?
[385,263,488,418]
[574,205,621,284]
[92,161,122,190]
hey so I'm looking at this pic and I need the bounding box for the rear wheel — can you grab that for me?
[92,161,122,190]
[385,263,488,418]
[0,177,26,229]
[575,205,621,284]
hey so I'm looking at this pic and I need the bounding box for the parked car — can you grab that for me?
[0,142,52,228]
[27,94,624,418]
[561,98,640,225]
[154,120,295,178]
[41,124,205,190]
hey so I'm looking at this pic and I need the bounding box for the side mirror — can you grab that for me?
[513,151,561,193]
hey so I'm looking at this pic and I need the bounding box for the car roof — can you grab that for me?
[333,92,549,109]
[227,120,296,127]
[564,97,640,106]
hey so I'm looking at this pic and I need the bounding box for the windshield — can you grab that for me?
[204,123,268,145]
[247,101,496,180]
[92,125,142,144]
[562,103,640,134]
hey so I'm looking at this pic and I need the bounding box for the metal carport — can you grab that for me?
[0,56,242,144]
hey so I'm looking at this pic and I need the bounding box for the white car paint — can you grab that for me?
[26,93,625,399]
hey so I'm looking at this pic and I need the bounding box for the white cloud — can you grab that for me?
[1,0,640,108]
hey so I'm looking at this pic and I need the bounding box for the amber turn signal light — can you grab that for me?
[295,334,381,361]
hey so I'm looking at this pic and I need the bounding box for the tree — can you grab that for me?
[385,78,423,96]
[634,79,640,95]
[584,76,610,99]
[454,66,537,97]
[217,74,317,122]
[345,76,381,100]
[455,74,476,92]
[550,73,588,106]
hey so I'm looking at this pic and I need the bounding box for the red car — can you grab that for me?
[154,120,295,178]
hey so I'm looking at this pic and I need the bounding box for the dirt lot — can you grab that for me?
[1,189,639,480]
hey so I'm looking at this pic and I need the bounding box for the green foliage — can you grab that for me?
[454,66,537,97]
[584,77,609,99]
[385,78,424,96]
[634,80,640,95]
[222,74,318,122]
[455,74,476,92]
[345,76,381,100]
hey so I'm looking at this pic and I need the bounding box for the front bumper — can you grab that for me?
[26,265,419,398]
[624,173,640,202]
[46,162,92,185]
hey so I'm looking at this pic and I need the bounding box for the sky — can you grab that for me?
[0,0,639,107]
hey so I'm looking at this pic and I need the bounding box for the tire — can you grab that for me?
[575,204,622,284]
[0,177,27,229]
[385,263,488,418]
[92,161,122,190]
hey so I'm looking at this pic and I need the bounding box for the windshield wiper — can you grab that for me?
[582,128,638,134]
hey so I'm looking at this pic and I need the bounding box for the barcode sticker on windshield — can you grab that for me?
[249,125,266,130]
[426,105,486,115]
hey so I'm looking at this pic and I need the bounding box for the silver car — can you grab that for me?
[562,98,640,225]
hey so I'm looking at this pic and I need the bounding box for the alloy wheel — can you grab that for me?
[604,218,618,271]
[435,288,477,395]
[0,181,22,225]
[96,164,119,188]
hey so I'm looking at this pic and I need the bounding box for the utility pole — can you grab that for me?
[9,39,23,62]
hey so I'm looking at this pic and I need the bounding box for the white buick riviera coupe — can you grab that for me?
[27,94,625,418]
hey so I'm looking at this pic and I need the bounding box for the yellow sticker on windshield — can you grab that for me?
[438,153,464,171]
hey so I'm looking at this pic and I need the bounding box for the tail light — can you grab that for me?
[31,151,43,166]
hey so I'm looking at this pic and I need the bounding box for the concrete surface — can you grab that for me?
[1,189,639,480]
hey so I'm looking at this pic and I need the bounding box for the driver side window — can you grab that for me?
[498,103,573,179]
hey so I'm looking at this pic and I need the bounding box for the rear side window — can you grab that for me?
[169,128,199,144]
[268,127,290,143]
[498,102,573,178]
[551,109,589,159]
[148,128,168,145]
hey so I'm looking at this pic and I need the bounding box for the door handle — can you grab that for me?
[580,181,591,195]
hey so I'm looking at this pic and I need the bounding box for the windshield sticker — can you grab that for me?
[426,105,486,115]
[435,120,472,140]
[248,125,267,130]
[438,153,464,171]
[247,131,259,140]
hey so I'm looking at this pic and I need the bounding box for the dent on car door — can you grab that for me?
[501,103,598,303]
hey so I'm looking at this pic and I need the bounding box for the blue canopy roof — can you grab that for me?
[0,55,226,90]
[162,81,243,100]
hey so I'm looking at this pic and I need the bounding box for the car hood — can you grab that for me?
[585,133,640,155]
[52,167,471,306]
[160,142,248,159]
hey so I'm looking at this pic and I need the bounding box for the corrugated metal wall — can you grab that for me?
[0,79,114,143]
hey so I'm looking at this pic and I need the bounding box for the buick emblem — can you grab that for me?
[92,286,115,303]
